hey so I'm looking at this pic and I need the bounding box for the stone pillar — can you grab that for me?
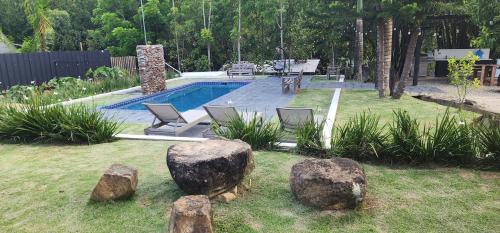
[136,45,166,95]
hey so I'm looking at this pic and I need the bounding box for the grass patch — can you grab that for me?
[289,89,333,116]
[336,90,478,126]
[0,140,498,232]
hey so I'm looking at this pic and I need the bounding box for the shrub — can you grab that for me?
[421,111,477,165]
[0,98,120,144]
[387,110,477,165]
[212,114,283,150]
[475,120,500,168]
[447,52,480,108]
[296,120,328,157]
[331,112,386,161]
[86,66,126,80]
[388,110,425,163]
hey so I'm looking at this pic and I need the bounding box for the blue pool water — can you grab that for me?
[103,82,248,112]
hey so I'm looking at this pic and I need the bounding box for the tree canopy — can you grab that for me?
[0,0,497,72]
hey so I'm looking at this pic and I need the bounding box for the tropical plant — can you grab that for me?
[331,112,386,161]
[23,0,53,51]
[212,114,283,151]
[387,110,424,163]
[0,98,120,144]
[295,120,328,157]
[475,119,500,169]
[447,52,481,108]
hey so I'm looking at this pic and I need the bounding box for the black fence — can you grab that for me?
[0,50,111,89]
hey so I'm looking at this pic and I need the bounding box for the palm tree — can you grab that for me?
[202,0,213,70]
[354,0,363,81]
[23,0,53,52]
[376,0,393,98]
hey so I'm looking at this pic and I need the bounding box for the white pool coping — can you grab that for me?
[322,76,344,148]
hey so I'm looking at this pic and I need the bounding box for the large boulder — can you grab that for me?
[167,139,254,198]
[169,195,213,233]
[290,157,367,210]
[91,164,138,202]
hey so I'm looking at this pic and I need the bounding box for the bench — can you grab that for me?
[227,63,256,79]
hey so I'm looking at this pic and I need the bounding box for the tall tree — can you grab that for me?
[354,0,364,81]
[23,0,53,51]
[201,0,213,70]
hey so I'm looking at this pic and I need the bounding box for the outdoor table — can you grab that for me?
[473,64,497,86]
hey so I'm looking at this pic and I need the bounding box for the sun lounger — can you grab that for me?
[203,105,262,127]
[144,103,209,136]
[276,107,321,130]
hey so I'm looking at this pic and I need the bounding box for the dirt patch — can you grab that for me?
[479,172,500,180]
[458,171,475,180]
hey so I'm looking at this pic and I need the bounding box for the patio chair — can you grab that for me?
[203,105,262,127]
[276,107,322,131]
[144,103,210,136]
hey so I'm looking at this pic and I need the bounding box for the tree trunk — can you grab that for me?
[354,18,363,81]
[413,33,423,86]
[392,27,419,99]
[382,17,393,97]
[376,20,385,97]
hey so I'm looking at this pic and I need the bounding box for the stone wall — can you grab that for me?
[136,45,166,95]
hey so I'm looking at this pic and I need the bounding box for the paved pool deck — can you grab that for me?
[100,76,298,124]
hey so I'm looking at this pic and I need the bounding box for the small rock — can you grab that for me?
[90,164,138,202]
[167,139,254,198]
[216,192,237,203]
[290,157,367,210]
[169,195,213,233]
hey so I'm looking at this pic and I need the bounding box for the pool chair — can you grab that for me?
[276,107,322,131]
[203,105,263,127]
[144,103,210,136]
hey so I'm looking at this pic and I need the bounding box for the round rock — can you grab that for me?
[290,157,367,210]
[167,139,254,197]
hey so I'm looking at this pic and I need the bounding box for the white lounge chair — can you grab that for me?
[203,105,262,127]
[144,103,209,136]
[276,107,321,131]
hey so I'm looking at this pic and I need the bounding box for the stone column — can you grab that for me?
[136,45,166,95]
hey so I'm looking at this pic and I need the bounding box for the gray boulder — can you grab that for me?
[290,157,367,210]
[167,139,254,197]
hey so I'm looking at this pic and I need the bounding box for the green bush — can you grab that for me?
[421,112,477,165]
[331,112,386,161]
[212,114,283,150]
[296,120,328,157]
[6,67,139,104]
[475,120,500,169]
[0,98,120,144]
[387,110,424,163]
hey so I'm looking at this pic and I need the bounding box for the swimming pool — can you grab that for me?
[102,82,249,112]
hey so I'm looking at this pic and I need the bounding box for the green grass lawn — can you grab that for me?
[0,140,498,232]
[288,89,333,116]
[336,90,478,126]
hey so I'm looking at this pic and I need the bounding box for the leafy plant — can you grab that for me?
[447,52,480,108]
[421,111,477,165]
[295,120,328,157]
[331,112,386,161]
[86,66,127,80]
[212,114,283,150]
[388,110,425,163]
[475,119,500,169]
[0,98,120,144]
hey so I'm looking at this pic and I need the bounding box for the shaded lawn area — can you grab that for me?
[0,140,498,232]
[336,90,478,126]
